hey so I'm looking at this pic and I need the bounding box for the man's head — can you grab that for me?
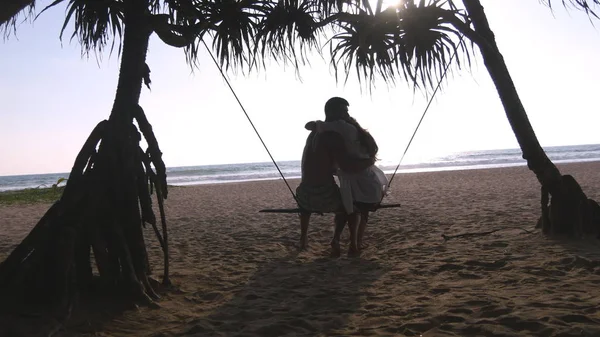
[324,97,350,122]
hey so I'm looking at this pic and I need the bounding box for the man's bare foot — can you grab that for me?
[298,239,308,251]
[330,240,341,257]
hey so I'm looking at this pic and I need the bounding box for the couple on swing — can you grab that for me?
[296,97,388,257]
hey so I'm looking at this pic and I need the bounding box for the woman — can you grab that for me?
[306,109,388,250]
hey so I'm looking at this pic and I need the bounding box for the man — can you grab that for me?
[295,97,374,257]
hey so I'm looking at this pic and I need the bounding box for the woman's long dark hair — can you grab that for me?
[344,116,379,160]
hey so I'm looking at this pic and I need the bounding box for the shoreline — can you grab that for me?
[3,158,597,193]
[2,160,599,206]
[2,157,600,193]
[154,159,600,189]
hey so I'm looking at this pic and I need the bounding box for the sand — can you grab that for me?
[1,162,600,336]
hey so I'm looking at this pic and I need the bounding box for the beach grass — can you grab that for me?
[0,187,64,205]
[0,185,182,205]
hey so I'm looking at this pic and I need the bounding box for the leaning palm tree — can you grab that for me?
[457,0,600,237]
[1,0,599,329]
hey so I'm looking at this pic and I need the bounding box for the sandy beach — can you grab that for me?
[1,162,600,336]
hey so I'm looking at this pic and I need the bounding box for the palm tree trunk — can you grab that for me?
[461,0,562,188]
[93,0,158,302]
[461,0,599,237]
[109,0,150,123]
[0,0,34,27]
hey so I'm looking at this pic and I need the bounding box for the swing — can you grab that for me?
[258,203,403,214]
[203,35,462,215]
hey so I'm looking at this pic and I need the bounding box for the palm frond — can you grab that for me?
[396,0,470,90]
[39,0,125,58]
[328,0,471,92]
[253,0,325,70]
[305,0,363,17]
[1,0,36,38]
[541,0,600,19]
[190,0,263,72]
[329,8,404,87]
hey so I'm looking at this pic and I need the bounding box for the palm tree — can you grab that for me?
[0,0,203,315]
[1,0,598,327]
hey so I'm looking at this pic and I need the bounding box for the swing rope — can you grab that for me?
[202,39,298,203]
[385,34,465,190]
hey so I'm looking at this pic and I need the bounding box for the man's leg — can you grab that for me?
[299,211,311,250]
[357,210,369,251]
[331,212,347,257]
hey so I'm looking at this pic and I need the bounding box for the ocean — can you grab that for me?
[1,144,600,192]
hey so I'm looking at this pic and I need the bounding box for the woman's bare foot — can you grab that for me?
[348,245,360,257]
[357,239,369,251]
[330,239,341,257]
[298,238,308,251]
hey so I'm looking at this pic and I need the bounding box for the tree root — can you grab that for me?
[139,141,170,286]
[155,179,170,286]
[537,174,600,238]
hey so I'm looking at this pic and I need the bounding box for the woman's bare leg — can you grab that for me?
[347,212,360,256]
[357,210,369,251]
[331,212,347,257]
[299,212,311,250]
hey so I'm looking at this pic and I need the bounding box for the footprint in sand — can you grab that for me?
[558,314,600,324]
[496,316,546,333]
[478,305,513,318]
[429,287,450,295]
[432,314,467,324]
[457,271,483,279]
[447,307,473,315]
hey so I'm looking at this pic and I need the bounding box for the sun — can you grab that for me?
[368,0,403,12]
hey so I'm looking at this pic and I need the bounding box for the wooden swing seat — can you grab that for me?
[259,203,401,214]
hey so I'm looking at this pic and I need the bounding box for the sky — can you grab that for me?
[1,0,599,176]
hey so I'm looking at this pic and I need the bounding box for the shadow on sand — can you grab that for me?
[171,254,385,337]
[0,277,172,337]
